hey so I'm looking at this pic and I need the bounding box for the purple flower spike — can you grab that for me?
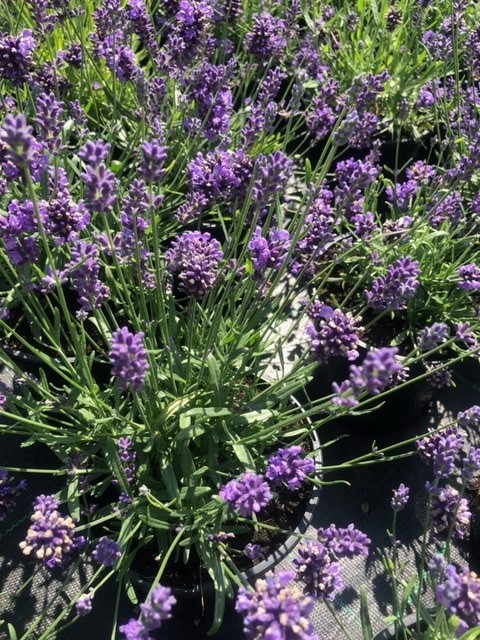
[0,29,35,84]
[391,484,410,511]
[80,163,118,213]
[76,593,93,617]
[247,227,291,273]
[317,523,371,558]
[428,553,446,581]
[19,494,81,568]
[265,446,315,491]
[244,13,286,59]
[457,406,480,428]
[236,569,319,640]
[109,327,149,392]
[462,448,480,481]
[138,139,167,183]
[243,543,263,560]
[119,618,151,640]
[0,114,36,168]
[219,472,272,517]
[416,427,464,476]
[457,264,480,291]
[417,322,449,351]
[348,347,404,396]
[364,257,420,311]
[120,584,176,639]
[78,140,111,167]
[293,541,343,600]
[427,483,471,540]
[139,584,177,630]
[92,536,121,566]
[165,231,223,298]
[436,565,480,633]
[306,302,363,363]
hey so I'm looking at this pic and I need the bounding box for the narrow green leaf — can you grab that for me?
[67,477,80,521]
[124,577,139,605]
[178,486,211,500]
[160,461,179,500]
[174,424,206,440]
[232,409,276,425]
[206,353,222,404]
[8,624,18,640]
[359,586,373,640]
[231,442,255,469]
[184,407,232,418]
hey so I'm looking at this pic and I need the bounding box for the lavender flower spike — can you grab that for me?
[165,230,223,298]
[427,483,471,540]
[317,523,371,558]
[236,569,319,640]
[436,565,480,633]
[391,483,410,511]
[364,257,420,311]
[92,536,121,566]
[19,494,81,568]
[348,347,404,396]
[219,472,272,517]
[265,446,315,491]
[293,541,343,601]
[120,585,176,639]
[76,592,93,617]
[109,327,149,392]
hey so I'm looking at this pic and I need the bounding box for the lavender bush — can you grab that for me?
[0,1,479,639]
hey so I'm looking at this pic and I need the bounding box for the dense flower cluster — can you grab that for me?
[306,302,363,363]
[109,327,149,392]
[290,187,336,277]
[417,322,449,351]
[426,483,471,540]
[293,523,370,601]
[436,565,480,633]
[416,426,464,472]
[235,570,319,640]
[0,29,35,84]
[219,472,272,517]
[76,593,93,617]
[165,230,223,298]
[457,405,480,428]
[19,495,83,568]
[457,264,480,291]
[293,540,342,600]
[265,446,315,491]
[244,13,286,59]
[120,584,176,639]
[364,257,420,311]
[247,227,291,273]
[92,536,121,567]
[352,347,405,395]
[391,483,410,511]
[316,524,371,558]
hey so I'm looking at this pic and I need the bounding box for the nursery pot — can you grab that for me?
[128,427,322,639]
